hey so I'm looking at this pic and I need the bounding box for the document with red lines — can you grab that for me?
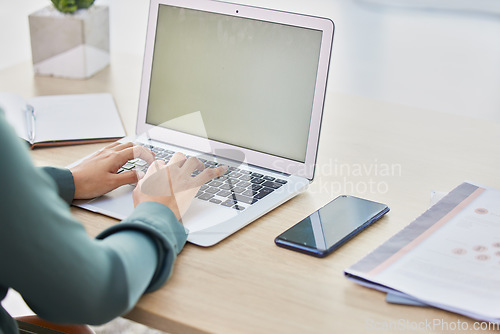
[345,182,500,323]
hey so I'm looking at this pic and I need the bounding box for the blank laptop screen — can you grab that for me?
[146,5,323,163]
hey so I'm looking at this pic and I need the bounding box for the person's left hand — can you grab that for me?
[69,142,155,199]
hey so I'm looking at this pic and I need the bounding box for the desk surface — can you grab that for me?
[2,58,500,333]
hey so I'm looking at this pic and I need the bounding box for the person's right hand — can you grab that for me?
[132,152,227,221]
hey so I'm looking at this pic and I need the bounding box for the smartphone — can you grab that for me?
[274,195,389,257]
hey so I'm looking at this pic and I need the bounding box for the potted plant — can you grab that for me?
[28,0,110,79]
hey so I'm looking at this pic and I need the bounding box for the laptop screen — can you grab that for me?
[145,5,323,163]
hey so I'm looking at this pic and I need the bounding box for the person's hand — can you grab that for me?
[133,152,227,221]
[70,142,155,199]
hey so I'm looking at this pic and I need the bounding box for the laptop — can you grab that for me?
[72,0,334,247]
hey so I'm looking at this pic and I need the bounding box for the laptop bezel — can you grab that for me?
[136,0,334,181]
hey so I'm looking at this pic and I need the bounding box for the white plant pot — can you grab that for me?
[28,5,110,79]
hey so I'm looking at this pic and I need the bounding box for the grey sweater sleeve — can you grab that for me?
[0,112,187,329]
[39,166,75,204]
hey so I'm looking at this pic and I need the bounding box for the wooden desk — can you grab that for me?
[2,58,500,333]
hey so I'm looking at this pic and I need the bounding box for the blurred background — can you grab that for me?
[1,0,500,122]
[1,0,499,331]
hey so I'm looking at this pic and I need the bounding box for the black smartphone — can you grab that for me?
[274,195,389,257]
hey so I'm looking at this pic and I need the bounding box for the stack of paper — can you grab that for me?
[345,182,500,323]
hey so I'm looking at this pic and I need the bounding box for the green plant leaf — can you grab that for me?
[51,0,95,13]
[76,0,95,9]
[51,0,77,13]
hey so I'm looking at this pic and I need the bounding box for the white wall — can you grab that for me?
[1,0,500,122]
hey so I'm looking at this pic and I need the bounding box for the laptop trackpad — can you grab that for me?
[78,185,238,232]
[80,185,135,220]
[182,200,238,233]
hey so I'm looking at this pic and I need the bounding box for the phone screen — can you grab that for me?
[275,195,389,257]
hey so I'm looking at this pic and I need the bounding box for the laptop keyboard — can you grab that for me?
[117,144,288,211]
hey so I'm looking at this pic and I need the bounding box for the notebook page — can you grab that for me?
[29,93,125,143]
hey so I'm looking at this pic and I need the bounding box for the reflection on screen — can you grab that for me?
[146,5,323,162]
[279,196,387,251]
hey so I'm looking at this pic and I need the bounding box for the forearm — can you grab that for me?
[20,203,186,325]
[97,201,188,292]
[102,230,158,309]
[1,113,187,325]
[28,230,160,325]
